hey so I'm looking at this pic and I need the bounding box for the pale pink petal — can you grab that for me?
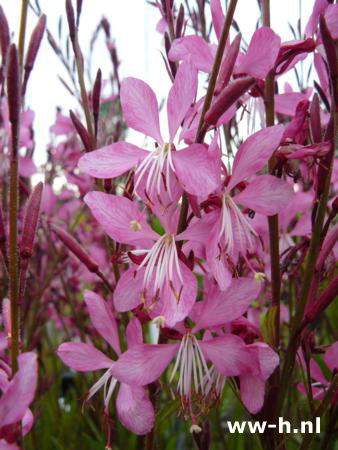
[240,375,265,414]
[167,59,197,140]
[126,318,143,348]
[248,343,279,380]
[18,156,36,177]
[309,360,328,385]
[305,0,329,36]
[325,5,338,40]
[57,342,112,371]
[228,125,284,190]
[324,342,338,371]
[116,384,155,435]
[210,0,224,41]
[173,144,220,197]
[78,142,148,178]
[199,335,256,376]
[0,352,37,428]
[235,27,281,79]
[177,209,219,243]
[110,343,179,385]
[84,192,157,245]
[120,78,162,143]
[113,268,144,312]
[84,290,120,355]
[0,440,19,449]
[275,93,308,116]
[169,36,214,73]
[194,278,261,331]
[22,409,34,436]
[232,175,295,216]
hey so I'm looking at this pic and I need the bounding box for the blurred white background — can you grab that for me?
[1,0,315,167]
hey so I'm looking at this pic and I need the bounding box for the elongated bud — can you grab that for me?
[302,276,338,327]
[76,0,83,27]
[317,116,334,196]
[310,94,321,143]
[319,14,337,109]
[92,68,101,138]
[22,15,46,96]
[164,32,177,77]
[20,182,43,259]
[101,18,110,38]
[65,0,76,47]
[3,298,11,337]
[316,223,338,271]
[175,4,185,38]
[69,110,91,151]
[0,6,10,65]
[205,76,255,126]
[7,44,20,157]
[0,205,8,270]
[215,33,241,94]
[51,224,99,273]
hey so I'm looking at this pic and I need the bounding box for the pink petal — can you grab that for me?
[116,384,154,435]
[275,93,308,116]
[235,27,281,79]
[228,125,284,190]
[22,409,34,436]
[194,278,261,332]
[110,343,179,386]
[19,156,36,177]
[120,78,162,143]
[167,59,197,140]
[232,175,295,216]
[84,290,120,355]
[57,342,112,371]
[305,0,329,36]
[126,318,143,348]
[0,440,19,449]
[324,342,338,371]
[210,0,225,41]
[173,144,220,197]
[199,335,256,376]
[78,142,148,178]
[240,375,265,414]
[177,209,219,243]
[0,352,37,428]
[113,268,144,312]
[248,343,279,380]
[169,36,214,73]
[84,192,157,245]
[325,5,338,40]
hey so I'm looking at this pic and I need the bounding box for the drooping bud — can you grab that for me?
[310,94,321,143]
[65,0,76,48]
[51,223,99,273]
[319,14,337,108]
[7,44,20,156]
[69,110,91,151]
[22,15,46,96]
[0,6,10,66]
[316,223,338,272]
[175,4,185,38]
[275,38,316,75]
[215,33,241,94]
[204,76,255,126]
[92,68,101,138]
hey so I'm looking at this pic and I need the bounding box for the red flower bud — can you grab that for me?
[205,76,255,126]
[92,68,102,138]
[215,33,241,94]
[69,110,91,151]
[175,4,185,38]
[310,94,321,143]
[319,14,338,109]
[316,223,338,272]
[0,6,10,66]
[65,0,76,47]
[20,182,43,259]
[302,276,338,327]
[76,0,83,27]
[7,44,20,157]
[51,224,99,273]
[22,15,46,96]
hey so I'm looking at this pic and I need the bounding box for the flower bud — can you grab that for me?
[92,68,101,138]
[0,6,10,66]
[7,44,20,154]
[69,110,91,151]
[0,205,8,270]
[319,14,337,108]
[51,223,99,273]
[65,0,76,48]
[310,94,321,144]
[76,0,83,27]
[22,15,46,96]
[175,4,185,38]
[205,76,255,126]
[316,223,338,272]
[303,276,338,327]
[215,33,241,94]
[20,182,43,259]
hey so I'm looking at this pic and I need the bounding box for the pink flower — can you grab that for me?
[57,291,155,435]
[0,353,37,447]
[179,126,294,290]
[79,59,220,205]
[83,192,197,326]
